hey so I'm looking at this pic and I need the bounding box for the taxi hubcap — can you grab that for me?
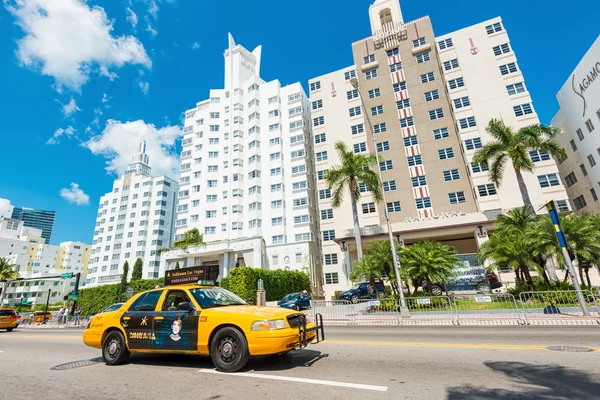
[219,337,237,363]
[108,339,119,357]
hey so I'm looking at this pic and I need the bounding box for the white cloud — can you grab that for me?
[148,0,158,19]
[138,81,149,95]
[191,42,200,49]
[56,97,81,117]
[101,93,110,103]
[47,125,76,144]
[99,65,118,81]
[6,0,151,91]
[145,15,158,37]
[60,182,90,205]
[84,119,181,177]
[126,7,138,28]
[93,107,103,115]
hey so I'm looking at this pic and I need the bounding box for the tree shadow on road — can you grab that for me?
[447,361,600,400]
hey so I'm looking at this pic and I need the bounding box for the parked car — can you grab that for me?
[337,282,385,303]
[277,292,311,311]
[421,273,503,295]
[101,303,124,313]
[0,308,19,332]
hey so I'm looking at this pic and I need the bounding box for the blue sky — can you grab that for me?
[0,0,596,245]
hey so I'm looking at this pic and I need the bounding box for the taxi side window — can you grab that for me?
[128,293,148,312]
[129,291,163,312]
[162,291,191,311]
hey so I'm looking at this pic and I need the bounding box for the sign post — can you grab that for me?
[546,201,590,316]
[126,287,134,299]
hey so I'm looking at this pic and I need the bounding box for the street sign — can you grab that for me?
[61,273,73,279]
[68,294,78,301]
[475,296,492,303]
[417,298,431,305]
[126,287,134,299]
[71,290,76,295]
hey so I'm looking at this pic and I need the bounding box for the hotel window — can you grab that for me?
[592,189,598,202]
[324,254,338,265]
[386,48,399,57]
[425,90,439,102]
[317,170,328,180]
[448,77,465,90]
[313,116,324,126]
[232,222,243,231]
[269,152,280,161]
[376,141,390,152]
[387,201,401,213]
[272,217,283,226]
[464,137,482,150]
[347,89,359,100]
[292,181,308,190]
[290,134,304,144]
[443,169,460,181]
[380,160,393,171]
[477,184,497,197]
[493,43,511,56]
[585,119,595,132]
[420,72,435,83]
[248,219,261,229]
[352,124,364,135]
[448,191,466,204]
[383,180,397,191]
[556,200,570,212]
[271,167,281,176]
[453,96,471,109]
[314,133,326,144]
[368,88,381,98]
[323,230,335,241]
[438,38,453,50]
[204,226,216,235]
[205,210,216,218]
[403,136,418,146]
[269,123,280,131]
[312,100,323,110]
[310,81,321,91]
[271,183,282,192]
[443,59,459,71]
[416,52,430,64]
[459,117,477,130]
[397,99,410,110]
[411,176,427,187]
[325,272,339,285]
[529,150,551,163]
[393,81,407,92]
[358,182,368,193]
[269,110,279,118]
[514,103,533,117]
[353,143,367,153]
[438,147,455,160]
[570,139,578,151]
[319,189,331,199]
[373,123,386,133]
[429,108,444,120]
[389,62,402,72]
[316,151,328,161]
[506,82,526,95]
[294,215,310,225]
[538,174,560,188]
[564,172,578,187]
[271,199,282,208]
[291,149,305,159]
[365,69,378,80]
[588,154,597,167]
[416,197,432,209]
[400,116,414,128]
[413,37,426,47]
[407,155,422,166]
[499,62,518,75]
[371,105,384,116]
[270,137,280,146]
[321,209,334,220]
[292,165,306,175]
[573,195,587,211]
[581,164,588,176]
[294,198,308,207]
[344,70,357,80]
[362,202,376,214]
[272,235,284,245]
[434,127,449,140]
[486,22,503,34]
[364,54,375,64]
[349,106,362,117]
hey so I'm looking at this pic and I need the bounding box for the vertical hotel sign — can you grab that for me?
[165,266,206,285]
[571,59,600,117]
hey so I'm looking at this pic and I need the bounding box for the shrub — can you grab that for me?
[220,267,311,302]
[78,278,163,315]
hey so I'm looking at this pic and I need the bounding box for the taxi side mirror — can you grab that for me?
[177,301,194,312]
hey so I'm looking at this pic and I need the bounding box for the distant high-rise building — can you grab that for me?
[11,206,56,244]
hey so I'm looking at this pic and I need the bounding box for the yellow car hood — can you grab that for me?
[204,305,299,319]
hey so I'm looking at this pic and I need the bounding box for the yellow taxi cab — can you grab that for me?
[0,308,19,332]
[83,281,324,372]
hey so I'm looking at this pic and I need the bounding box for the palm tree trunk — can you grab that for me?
[584,267,592,287]
[515,267,523,286]
[0,282,6,306]
[521,266,534,290]
[350,191,364,261]
[515,169,534,214]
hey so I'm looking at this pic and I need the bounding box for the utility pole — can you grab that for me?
[350,78,409,318]
[70,272,81,317]
[43,288,51,324]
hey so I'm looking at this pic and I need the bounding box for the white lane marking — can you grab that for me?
[198,369,388,392]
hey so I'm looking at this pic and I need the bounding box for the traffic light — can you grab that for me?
[63,295,68,301]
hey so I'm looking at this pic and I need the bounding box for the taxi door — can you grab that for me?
[120,290,163,350]
[152,289,199,351]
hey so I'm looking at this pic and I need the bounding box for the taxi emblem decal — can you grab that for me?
[140,316,148,326]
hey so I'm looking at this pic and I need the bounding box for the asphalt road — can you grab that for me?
[1,326,600,400]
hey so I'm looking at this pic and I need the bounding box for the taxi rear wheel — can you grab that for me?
[211,327,249,373]
[6,328,13,332]
[103,331,130,365]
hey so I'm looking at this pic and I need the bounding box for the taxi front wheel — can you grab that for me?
[210,327,249,373]
[103,331,130,365]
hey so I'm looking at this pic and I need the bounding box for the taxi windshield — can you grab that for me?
[189,288,247,309]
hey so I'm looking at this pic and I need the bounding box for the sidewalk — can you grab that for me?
[17,320,89,329]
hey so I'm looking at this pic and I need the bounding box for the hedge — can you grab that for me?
[78,278,163,315]
[220,267,311,302]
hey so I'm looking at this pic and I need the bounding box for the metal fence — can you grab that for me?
[309,300,353,324]
[519,290,600,319]
[403,296,456,324]
[452,293,525,324]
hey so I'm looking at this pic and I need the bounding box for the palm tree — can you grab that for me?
[0,257,20,306]
[326,141,382,260]
[399,241,460,295]
[473,119,566,213]
[350,254,384,298]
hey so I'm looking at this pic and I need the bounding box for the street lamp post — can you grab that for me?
[350,78,409,318]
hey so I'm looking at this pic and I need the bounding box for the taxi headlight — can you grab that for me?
[304,313,313,324]
[251,319,288,331]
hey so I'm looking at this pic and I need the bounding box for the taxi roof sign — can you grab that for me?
[165,265,207,286]
[197,280,215,286]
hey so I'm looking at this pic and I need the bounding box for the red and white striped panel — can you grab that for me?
[390,70,406,84]
[400,126,417,137]
[404,145,420,157]
[418,208,435,219]
[387,55,401,65]
[396,107,412,120]
[394,90,409,102]
[408,165,426,178]
[413,186,430,199]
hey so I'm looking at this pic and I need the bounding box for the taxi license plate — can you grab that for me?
[0,317,6,321]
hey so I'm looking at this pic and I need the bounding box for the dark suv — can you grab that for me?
[337,282,385,303]
[422,273,502,295]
